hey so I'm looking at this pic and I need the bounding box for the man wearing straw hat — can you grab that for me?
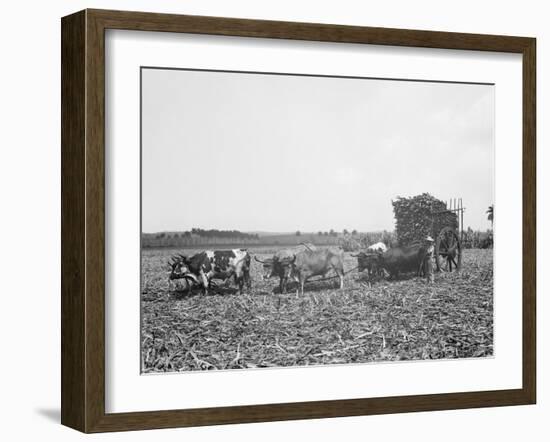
[424,235,435,283]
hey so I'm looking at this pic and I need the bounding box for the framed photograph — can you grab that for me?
[61,9,536,433]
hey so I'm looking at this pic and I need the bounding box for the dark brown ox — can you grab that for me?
[254,249,295,294]
[352,251,384,281]
[169,249,251,295]
[291,248,345,296]
[377,244,429,280]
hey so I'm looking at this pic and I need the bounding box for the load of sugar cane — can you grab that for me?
[392,193,458,246]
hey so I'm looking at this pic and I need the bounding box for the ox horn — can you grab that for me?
[183,273,199,284]
[254,256,267,263]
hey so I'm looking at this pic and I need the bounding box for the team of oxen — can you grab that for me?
[168,241,433,296]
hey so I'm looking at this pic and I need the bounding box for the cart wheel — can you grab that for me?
[435,227,462,272]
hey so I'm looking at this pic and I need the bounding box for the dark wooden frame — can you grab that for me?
[61,9,536,433]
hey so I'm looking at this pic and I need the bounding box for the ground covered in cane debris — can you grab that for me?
[141,248,493,372]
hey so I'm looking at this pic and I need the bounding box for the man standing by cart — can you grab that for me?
[424,235,435,283]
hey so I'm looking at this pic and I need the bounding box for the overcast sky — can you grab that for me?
[141,68,494,233]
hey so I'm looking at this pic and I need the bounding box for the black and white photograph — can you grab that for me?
[140,67,495,373]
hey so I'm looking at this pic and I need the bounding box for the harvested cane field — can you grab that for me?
[141,247,493,373]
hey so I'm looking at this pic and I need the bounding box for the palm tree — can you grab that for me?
[486,205,494,229]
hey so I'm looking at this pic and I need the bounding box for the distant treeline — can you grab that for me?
[142,227,493,249]
[338,229,492,252]
[461,228,493,249]
[338,231,397,252]
[142,228,259,248]
[188,228,259,240]
[142,229,344,248]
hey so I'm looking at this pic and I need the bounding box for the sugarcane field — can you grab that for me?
[141,195,494,372]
